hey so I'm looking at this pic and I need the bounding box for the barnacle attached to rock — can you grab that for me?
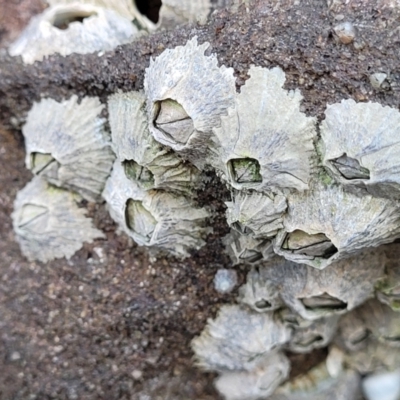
[102,161,210,257]
[9,2,140,64]
[210,66,317,192]
[274,182,400,269]
[320,99,400,199]
[108,91,200,194]
[191,304,291,371]
[12,177,104,262]
[214,351,290,400]
[144,37,236,167]
[22,96,115,202]
[226,190,287,239]
[239,249,384,319]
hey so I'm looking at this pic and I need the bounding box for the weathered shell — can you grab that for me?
[22,96,115,202]
[239,249,384,319]
[9,3,139,64]
[210,66,317,192]
[12,177,104,262]
[362,369,400,400]
[226,190,287,238]
[191,304,291,371]
[223,230,275,266]
[280,309,339,353]
[144,37,236,167]
[108,91,200,194]
[102,161,210,257]
[214,351,290,400]
[273,182,400,269]
[320,99,400,199]
[335,310,368,353]
[158,0,211,28]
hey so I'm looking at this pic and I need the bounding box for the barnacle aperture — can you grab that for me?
[239,248,263,263]
[31,152,57,175]
[17,203,49,230]
[50,9,98,30]
[331,153,370,180]
[123,160,155,187]
[228,158,262,184]
[300,293,347,311]
[154,99,195,144]
[125,199,157,241]
[282,230,338,258]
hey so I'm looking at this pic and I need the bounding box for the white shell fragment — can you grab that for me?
[9,3,139,64]
[108,91,200,194]
[213,269,238,294]
[274,182,400,269]
[333,21,356,44]
[239,249,384,319]
[320,99,400,199]
[191,305,291,371]
[144,37,236,167]
[214,351,290,400]
[12,177,104,262]
[102,161,210,257]
[210,66,317,192]
[362,369,400,400]
[226,190,287,238]
[22,96,115,202]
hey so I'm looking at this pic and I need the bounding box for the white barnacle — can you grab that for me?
[273,182,400,269]
[239,249,385,319]
[22,96,115,202]
[210,66,317,192]
[320,99,400,199]
[108,91,200,194]
[214,351,290,400]
[144,37,236,167]
[9,3,140,64]
[226,190,287,239]
[12,177,104,262]
[102,161,210,257]
[191,304,291,372]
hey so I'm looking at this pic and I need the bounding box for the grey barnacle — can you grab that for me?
[273,182,400,269]
[22,96,115,202]
[102,161,210,257]
[144,37,236,167]
[12,177,104,262]
[210,66,317,192]
[108,91,200,194]
[320,99,400,199]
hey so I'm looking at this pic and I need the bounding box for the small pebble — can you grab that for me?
[334,21,356,44]
[213,269,238,294]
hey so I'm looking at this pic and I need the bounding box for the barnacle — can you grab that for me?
[226,190,287,239]
[108,91,200,194]
[102,161,210,257]
[144,37,236,167]
[214,351,290,400]
[210,66,317,192]
[9,3,140,64]
[22,96,115,202]
[320,99,400,199]
[273,182,400,269]
[213,269,238,294]
[12,177,104,262]
[191,304,291,371]
[239,249,384,319]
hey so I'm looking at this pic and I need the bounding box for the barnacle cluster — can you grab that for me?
[9,29,400,398]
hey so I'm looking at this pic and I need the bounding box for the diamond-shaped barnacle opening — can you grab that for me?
[31,152,56,175]
[294,334,324,348]
[18,203,49,230]
[254,299,273,310]
[124,199,157,242]
[227,158,262,185]
[238,249,263,263]
[300,292,347,312]
[50,8,98,30]
[282,230,338,259]
[154,99,195,145]
[232,221,254,236]
[330,153,370,180]
[122,160,154,187]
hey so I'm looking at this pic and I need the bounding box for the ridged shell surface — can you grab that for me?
[12,177,104,262]
[9,4,139,64]
[191,305,291,371]
[108,91,200,194]
[22,96,115,201]
[144,37,236,167]
[321,99,400,199]
[210,66,317,192]
[102,161,210,257]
